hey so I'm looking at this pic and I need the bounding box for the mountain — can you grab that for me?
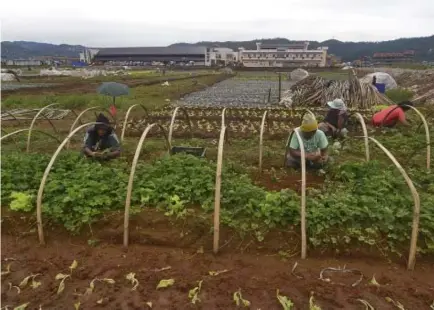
[1,41,85,59]
[170,36,434,61]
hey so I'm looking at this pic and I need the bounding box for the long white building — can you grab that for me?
[205,42,328,68]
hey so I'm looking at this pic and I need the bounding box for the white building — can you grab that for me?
[5,59,43,66]
[239,42,328,68]
[79,48,100,64]
[205,47,239,66]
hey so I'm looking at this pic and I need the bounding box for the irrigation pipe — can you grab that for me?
[123,123,171,247]
[403,105,430,171]
[167,107,193,144]
[26,103,59,152]
[213,125,227,254]
[258,111,268,172]
[368,137,420,270]
[120,104,150,141]
[36,122,105,245]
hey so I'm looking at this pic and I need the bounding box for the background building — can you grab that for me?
[238,42,328,68]
[205,47,239,66]
[372,50,415,65]
[93,46,207,66]
[79,48,100,64]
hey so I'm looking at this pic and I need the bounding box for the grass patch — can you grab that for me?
[386,88,414,103]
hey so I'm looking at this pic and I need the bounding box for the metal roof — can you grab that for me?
[96,46,206,56]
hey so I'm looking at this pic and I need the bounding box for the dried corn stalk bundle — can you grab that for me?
[286,72,393,109]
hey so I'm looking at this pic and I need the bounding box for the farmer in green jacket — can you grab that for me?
[286,113,330,169]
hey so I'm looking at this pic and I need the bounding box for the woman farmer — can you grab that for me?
[318,98,349,138]
[372,101,413,127]
[286,113,330,170]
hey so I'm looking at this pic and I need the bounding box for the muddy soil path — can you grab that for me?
[2,211,434,310]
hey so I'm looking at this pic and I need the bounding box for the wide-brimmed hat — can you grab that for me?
[327,98,347,110]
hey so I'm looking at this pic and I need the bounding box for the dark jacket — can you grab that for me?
[83,126,121,153]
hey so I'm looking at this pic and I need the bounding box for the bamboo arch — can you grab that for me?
[66,107,116,149]
[0,128,61,145]
[258,110,269,172]
[123,123,171,247]
[368,137,420,270]
[120,104,150,141]
[167,107,193,145]
[352,112,370,161]
[26,103,60,152]
[404,105,430,171]
[213,125,227,254]
[36,122,105,245]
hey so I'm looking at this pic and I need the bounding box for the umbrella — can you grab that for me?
[97,82,130,116]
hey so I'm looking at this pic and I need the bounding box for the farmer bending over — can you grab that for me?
[286,113,329,170]
[318,98,349,138]
[372,101,413,127]
[83,113,121,160]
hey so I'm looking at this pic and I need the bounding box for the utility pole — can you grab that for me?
[278,72,282,103]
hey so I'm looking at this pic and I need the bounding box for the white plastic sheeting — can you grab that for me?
[289,68,309,82]
[360,72,398,90]
[1,73,17,81]
[39,68,130,79]
[279,90,293,108]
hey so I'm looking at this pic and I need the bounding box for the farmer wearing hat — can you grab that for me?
[286,113,330,169]
[83,113,121,161]
[318,98,349,138]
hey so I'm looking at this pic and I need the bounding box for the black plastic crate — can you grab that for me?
[170,146,206,157]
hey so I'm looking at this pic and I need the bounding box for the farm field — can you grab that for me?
[1,69,434,309]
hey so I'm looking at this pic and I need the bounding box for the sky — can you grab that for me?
[1,0,434,47]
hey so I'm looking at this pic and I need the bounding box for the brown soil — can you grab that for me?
[254,170,325,192]
[2,210,433,310]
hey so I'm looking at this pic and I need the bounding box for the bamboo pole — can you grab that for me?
[26,103,59,152]
[258,111,268,172]
[36,122,104,245]
[404,105,430,171]
[123,123,170,247]
[167,107,193,144]
[120,104,150,141]
[369,137,420,270]
[353,112,370,161]
[213,125,227,254]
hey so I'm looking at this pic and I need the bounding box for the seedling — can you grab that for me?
[385,297,406,310]
[357,299,375,310]
[126,272,139,290]
[8,283,21,294]
[19,274,41,289]
[85,278,116,296]
[369,274,381,287]
[156,279,175,289]
[309,292,321,310]
[146,302,152,308]
[276,290,294,309]
[1,263,12,276]
[55,260,79,295]
[233,289,250,307]
[188,280,203,304]
[1,303,30,310]
[208,269,228,276]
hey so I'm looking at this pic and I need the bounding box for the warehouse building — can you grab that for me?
[93,46,207,66]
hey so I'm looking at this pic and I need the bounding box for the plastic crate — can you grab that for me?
[170,146,206,157]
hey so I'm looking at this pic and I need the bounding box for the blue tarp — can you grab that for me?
[374,83,386,94]
[71,61,88,67]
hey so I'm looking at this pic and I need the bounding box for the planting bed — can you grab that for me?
[179,78,293,107]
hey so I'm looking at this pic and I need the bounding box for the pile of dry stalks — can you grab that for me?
[282,71,393,109]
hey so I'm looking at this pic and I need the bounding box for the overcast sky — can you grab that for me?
[1,0,434,47]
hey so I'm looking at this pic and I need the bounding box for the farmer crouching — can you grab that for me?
[83,113,121,161]
[318,98,349,138]
[286,114,330,170]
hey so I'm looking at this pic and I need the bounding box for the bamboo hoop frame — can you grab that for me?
[258,110,268,172]
[293,129,307,259]
[26,103,60,152]
[167,107,193,144]
[66,107,117,149]
[403,105,430,171]
[1,110,22,125]
[213,125,227,254]
[36,122,105,245]
[120,104,150,141]
[368,137,420,270]
[123,123,171,247]
[221,108,227,127]
[352,112,370,161]
[0,128,61,145]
